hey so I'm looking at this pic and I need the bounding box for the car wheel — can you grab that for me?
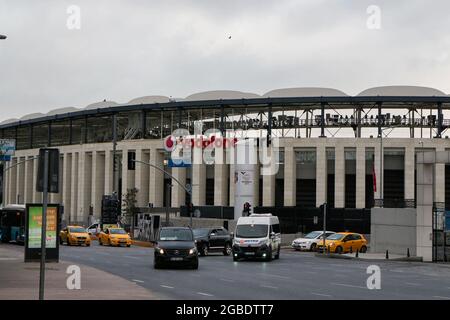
[127,244,131,248]
[360,245,367,253]
[202,244,208,256]
[67,240,71,246]
[310,243,317,252]
[191,260,199,270]
[223,243,232,256]
[335,246,343,254]
[86,243,90,247]
[59,238,63,245]
[154,261,161,269]
[99,238,103,246]
[108,239,112,246]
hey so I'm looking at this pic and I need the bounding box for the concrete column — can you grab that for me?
[32,157,42,203]
[92,151,105,220]
[214,147,229,206]
[70,152,79,223]
[171,168,187,207]
[356,146,366,208]
[229,163,235,206]
[284,147,296,206]
[261,145,277,207]
[149,149,164,207]
[262,173,275,207]
[16,157,25,204]
[78,152,92,223]
[374,143,381,200]
[135,149,150,207]
[62,153,72,223]
[8,157,17,204]
[404,145,415,201]
[434,147,446,203]
[192,147,206,206]
[334,145,345,208]
[121,149,136,203]
[416,162,433,262]
[23,156,34,204]
[316,145,327,207]
[104,150,113,195]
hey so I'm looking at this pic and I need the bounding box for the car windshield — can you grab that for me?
[304,231,322,239]
[327,233,345,240]
[193,229,210,238]
[110,229,127,235]
[160,229,193,241]
[236,224,268,239]
[69,227,86,233]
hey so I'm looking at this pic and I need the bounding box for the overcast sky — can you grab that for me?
[0,0,450,121]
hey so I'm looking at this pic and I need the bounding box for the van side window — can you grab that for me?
[272,224,280,234]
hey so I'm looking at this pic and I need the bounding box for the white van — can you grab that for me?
[232,214,281,262]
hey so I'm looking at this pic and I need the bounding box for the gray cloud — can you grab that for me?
[0,0,449,121]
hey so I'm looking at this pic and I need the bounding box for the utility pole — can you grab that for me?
[39,150,49,300]
[322,203,327,254]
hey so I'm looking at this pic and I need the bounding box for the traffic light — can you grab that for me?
[243,202,251,216]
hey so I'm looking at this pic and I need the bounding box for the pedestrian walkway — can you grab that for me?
[0,244,159,300]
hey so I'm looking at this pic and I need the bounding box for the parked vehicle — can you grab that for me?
[317,232,368,254]
[193,227,233,256]
[98,227,132,247]
[60,226,91,246]
[154,227,198,269]
[291,231,336,251]
[232,214,281,262]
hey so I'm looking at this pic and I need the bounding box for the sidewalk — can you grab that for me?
[0,245,160,300]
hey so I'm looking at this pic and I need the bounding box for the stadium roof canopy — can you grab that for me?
[2,85,450,128]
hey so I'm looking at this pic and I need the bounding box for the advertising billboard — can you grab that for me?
[24,204,60,262]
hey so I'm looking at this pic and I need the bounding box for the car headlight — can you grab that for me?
[329,242,335,246]
[189,248,197,255]
[156,248,164,254]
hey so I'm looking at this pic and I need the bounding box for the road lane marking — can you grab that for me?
[261,285,278,289]
[132,279,144,283]
[311,292,333,298]
[331,283,367,289]
[197,292,214,297]
[124,255,140,260]
[405,282,420,286]
[220,278,235,283]
[0,258,19,261]
[257,273,290,280]
[433,296,450,300]
[160,285,174,289]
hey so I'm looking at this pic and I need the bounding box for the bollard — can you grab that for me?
[407,248,410,258]
[355,248,359,258]
[386,250,389,259]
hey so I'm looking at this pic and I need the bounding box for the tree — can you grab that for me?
[123,188,139,235]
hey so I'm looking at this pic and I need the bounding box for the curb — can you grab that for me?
[314,253,423,262]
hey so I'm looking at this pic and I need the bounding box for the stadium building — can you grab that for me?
[1,86,450,260]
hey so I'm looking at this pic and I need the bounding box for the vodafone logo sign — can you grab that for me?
[163,135,176,152]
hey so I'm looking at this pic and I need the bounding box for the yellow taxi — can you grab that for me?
[98,227,132,247]
[317,232,368,254]
[60,226,91,246]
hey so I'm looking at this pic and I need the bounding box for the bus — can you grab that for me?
[0,204,25,244]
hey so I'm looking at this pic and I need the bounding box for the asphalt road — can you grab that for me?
[52,242,450,300]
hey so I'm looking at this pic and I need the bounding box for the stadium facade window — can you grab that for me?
[162,110,174,138]
[51,120,71,146]
[87,115,113,143]
[365,148,375,208]
[275,149,284,207]
[383,148,405,207]
[3,128,15,141]
[117,111,143,141]
[327,148,335,208]
[17,125,31,150]
[33,123,49,148]
[344,148,356,208]
[295,148,316,207]
[71,118,86,145]
[146,110,162,139]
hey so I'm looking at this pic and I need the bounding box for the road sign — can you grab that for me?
[168,158,191,168]
[0,139,15,160]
